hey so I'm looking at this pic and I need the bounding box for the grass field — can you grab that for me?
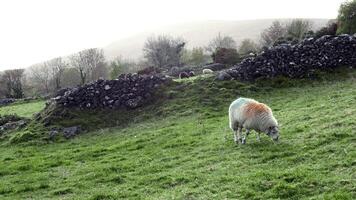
[0,100,45,118]
[0,71,355,199]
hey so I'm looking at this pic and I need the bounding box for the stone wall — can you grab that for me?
[0,98,15,107]
[54,73,171,109]
[224,34,356,81]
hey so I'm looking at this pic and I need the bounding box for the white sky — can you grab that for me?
[0,0,346,70]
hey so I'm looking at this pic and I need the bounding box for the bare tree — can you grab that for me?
[260,20,287,47]
[286,19,313,42]
[206,33,237,54]
[0,73,6,98]
[69,53,86,85]
[2,69,25,98]
[61,67,81,88]
[46,57,66,90]
[238,39,259,56]
[92,61,109,80]
[28,63,52,94]
[109,56,139,78]
[84,48,106,81]
[182,47,210,66]
[69,48,105,84]
[143,35,186,70]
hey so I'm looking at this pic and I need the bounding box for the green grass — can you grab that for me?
[0,71,355,199]
[0,100,45,118]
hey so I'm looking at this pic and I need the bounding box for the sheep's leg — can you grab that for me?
[234,128,239,144]
[238,127,243,144]
[242,129,250,144]
[256,132,261,142]
[231,120,240,144]
[234,127,242,144]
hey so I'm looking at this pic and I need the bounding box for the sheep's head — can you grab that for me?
[266,126,279,141]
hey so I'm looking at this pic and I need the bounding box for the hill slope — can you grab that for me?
[0,70,355,199]
[104,19,329,60]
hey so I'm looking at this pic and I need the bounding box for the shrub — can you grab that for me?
[212,48,240,65]
[137,66,160,75]
[337,0,356,34]
[315,22,338,38]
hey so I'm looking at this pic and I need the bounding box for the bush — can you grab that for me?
[315,22,338,38]
[137,66,160,75]
[337,0,356,34]
[212,48,240,65]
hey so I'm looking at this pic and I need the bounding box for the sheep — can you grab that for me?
[179,72,190,79]
[202,68,214,74]
[229,97,279,144]
[188,71,195,77]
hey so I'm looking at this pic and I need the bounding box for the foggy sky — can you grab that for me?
[0,0,346,70]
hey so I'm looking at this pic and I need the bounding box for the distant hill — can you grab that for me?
[104,19,330,60]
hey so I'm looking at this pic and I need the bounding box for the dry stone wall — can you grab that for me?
[54,73,171,109]
[224,34,356,81]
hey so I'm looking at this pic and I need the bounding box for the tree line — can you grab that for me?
[1,0,355,99]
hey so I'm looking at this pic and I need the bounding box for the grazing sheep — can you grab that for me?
[179,72,190,79]
[188,71,195,77]
[229,97,279,144]
[202,69,214,74]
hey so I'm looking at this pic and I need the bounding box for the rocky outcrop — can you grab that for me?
[216,71,232,81]
[0,115,27,135]
[53,73,171,109]
[223,34,356,81]
[48,126,81,140]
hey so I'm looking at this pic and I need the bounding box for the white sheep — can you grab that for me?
[228,97,279,144]
[202,69,214,74]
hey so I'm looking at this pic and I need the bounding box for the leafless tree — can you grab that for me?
[46,57,66,90]
[260,20,287,47]
[92,61,109,80]
[0,72,9,98]
[238,39,259,56]
[69,48,106,84]
[206,33,237,54]
[2,69,25,98]
[181,47,210,66]
[286,19,313,42]
[61,67,81,88]
[69,53,86,85]
[143,35,186,70]
[28,63,52,94]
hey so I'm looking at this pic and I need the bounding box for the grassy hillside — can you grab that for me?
[0,71,355,199]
